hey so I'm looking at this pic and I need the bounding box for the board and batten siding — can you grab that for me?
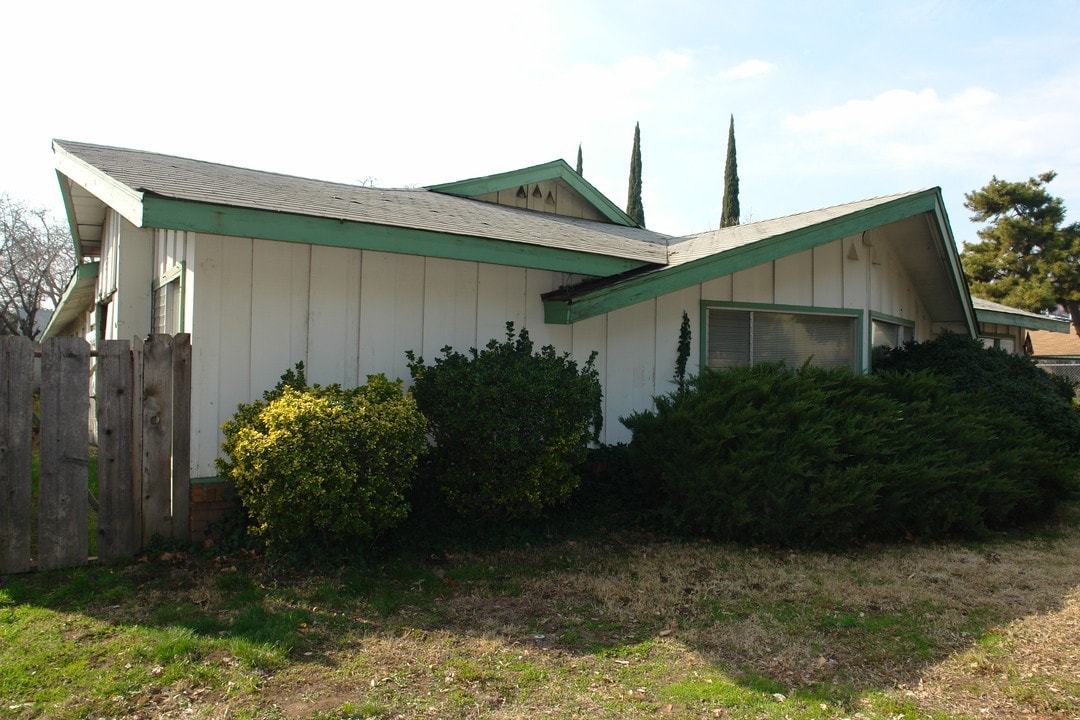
[99,211,153,343]
[161,228,934,478]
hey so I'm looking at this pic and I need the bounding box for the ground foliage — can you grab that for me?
[623,335,1080,547]
[406,323,602,521]
[2,506,1079,719]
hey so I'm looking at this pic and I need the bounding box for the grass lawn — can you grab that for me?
[2,508,1079,719]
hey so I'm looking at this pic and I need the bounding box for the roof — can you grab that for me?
[972,297,1071,333]
[543,188,976,330]
[41,262,99,339]
[53,140,668,276]
[1029,327,1080,356]
[427,159,637,227]
[49,139,987,337]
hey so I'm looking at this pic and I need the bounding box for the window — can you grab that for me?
[152,277,181,334]
[981,336,1016,353]
[871,318,913,349]
[706,307,858,371]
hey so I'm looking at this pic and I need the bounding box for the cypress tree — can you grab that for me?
[575,143,583,176]
[721,114,740,227]
[626,122,645,227]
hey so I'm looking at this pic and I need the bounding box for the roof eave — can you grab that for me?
[545,190,962,325]
[976,308,1071,333]
[141,195,652,276]
[53,140,145,227]
[40,262,99,341]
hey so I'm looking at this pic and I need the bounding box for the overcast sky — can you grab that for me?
[3,0,1079,241]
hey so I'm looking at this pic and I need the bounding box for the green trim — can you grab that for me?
[141,196,648,276]
[426,159,637,228]
[55,169,85,259]
[544,191,944,324]
[41,262,100,339]
[190,476,231,485]
[698,300,866,372]
[975,308,1069,333]
[925,197,978,336]
[869,311,916,327]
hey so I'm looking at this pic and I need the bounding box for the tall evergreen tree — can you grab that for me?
[626,122,645,227]
[961,172,1080,336]
[721,114,740,227]
[575,143,583,176]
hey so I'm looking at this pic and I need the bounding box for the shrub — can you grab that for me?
[875,332,1080,453]
[406,323,602,520]
[623,362,1080,547]
[216,367,427,549]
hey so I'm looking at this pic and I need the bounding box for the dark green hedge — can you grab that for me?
[622,338,1080,547]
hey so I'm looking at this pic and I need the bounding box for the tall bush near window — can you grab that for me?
[406,323,603,520]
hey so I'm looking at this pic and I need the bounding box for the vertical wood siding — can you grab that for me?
[183,230,947,475]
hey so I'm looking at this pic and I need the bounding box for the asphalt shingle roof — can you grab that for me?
[54,140,670,264]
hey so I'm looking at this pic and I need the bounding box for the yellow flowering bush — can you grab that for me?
[217,367,427,548]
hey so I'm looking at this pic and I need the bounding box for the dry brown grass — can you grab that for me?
[229,514,1080,719]
[6,513,1080,719]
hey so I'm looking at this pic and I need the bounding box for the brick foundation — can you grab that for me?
[189,480,239,541]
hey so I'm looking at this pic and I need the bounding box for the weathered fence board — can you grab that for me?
[0,333,191,574]
[96,339,134,562]
[38,338,90,572]
[171,338,192,544]
[0,336,34,573]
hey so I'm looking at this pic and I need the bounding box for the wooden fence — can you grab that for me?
[0,334,191,574]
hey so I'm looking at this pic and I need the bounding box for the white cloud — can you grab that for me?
[720,59,774,79]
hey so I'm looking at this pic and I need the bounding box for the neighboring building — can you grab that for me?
[42,139,1062,486]
[971,296,1070,354]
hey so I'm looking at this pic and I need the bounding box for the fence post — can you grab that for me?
[38,337,90,571]
[96,339,134,561]
[0,336,34,574]
[140,336,171,542]
[172,334,191,543]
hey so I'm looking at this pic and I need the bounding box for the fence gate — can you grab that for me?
[0,334,191,574]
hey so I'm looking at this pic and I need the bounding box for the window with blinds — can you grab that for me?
[871,319,913,349]
[707,307,857,371]
[152,278,181,334]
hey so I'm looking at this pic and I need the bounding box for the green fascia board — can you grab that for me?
[140,195,648,276]
[426,159,637,228]
[545,190,950,324]
[924,194,978,336]
[41,261,100,340]
[976,308,1070,333]
[55,169,85,258]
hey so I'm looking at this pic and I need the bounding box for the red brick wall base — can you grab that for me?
[190,480,239,542]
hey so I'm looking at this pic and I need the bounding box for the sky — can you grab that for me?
[3,0,1079,242]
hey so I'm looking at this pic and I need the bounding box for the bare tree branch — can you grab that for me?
[0,193,76,340]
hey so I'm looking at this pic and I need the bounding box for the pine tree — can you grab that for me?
[961,172,1080,336]
[575,143,583,176]
[721,115,740,227]
[626,122,645,227]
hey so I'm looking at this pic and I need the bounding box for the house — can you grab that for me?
[971,296,1070,354]
[43,139,1069,492]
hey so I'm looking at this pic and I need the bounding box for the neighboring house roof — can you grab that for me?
[1029,327,1080,356]
[971,297,1070,333]
[53,140,668,276]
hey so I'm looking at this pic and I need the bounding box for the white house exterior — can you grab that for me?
[43,140,1067,485]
